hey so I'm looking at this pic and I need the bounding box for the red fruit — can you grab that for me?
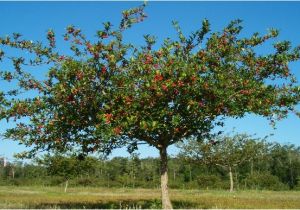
[67,94,74,102]
[168,59,174,66]
[104,113,113,123]
[178,80,184,87]
[243,80,249,86]
[67,27,74,34]
[240,90,250,95]
[153,63,159,69]
[215,107,221,113]
[101,33,108,38]
[280,100,286,106]
[198,101,205,107]
[257,61,265,67]
[222,38,228,45]
[55,138,61,143]
[35,99,41,106]
[92,53,99,59]
[157,92,163,97]
[154,73,163,82]
[203,83,209,89]
[256,67,261,75]
[4,74,12,81]
[162,84,168,91]
[72,88,79,94]
[187,44,194,50]
[198,51,205,58]
[191,75,197,82]
[101,66,107,74]
[144,55,153,64]
[125,96,133,105]
[201,66,207,72]
[76,71,84,80]
[114,127,122,135]
[156,51,163,57]
[86,42,92,49]
[284,71,289,77]
[174,89,179,95]
[58,56,65,61]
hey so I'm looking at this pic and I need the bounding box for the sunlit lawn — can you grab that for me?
[1,186,300,209]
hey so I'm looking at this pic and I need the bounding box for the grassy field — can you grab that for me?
[0,186,300,209]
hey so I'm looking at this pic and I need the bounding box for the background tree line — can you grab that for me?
[1,134,300,191]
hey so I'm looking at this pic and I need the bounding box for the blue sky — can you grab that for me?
[1,1,300,160]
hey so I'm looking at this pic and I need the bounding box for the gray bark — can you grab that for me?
[173,169,176,181]
[250,160,254,175]
[229,166,234,192]
[64,180,69,193]
[160,147,173,209]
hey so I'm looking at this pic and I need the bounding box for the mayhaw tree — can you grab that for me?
[1,3,300,209]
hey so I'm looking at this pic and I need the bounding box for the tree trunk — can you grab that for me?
[229,166,234,192]
[235,168,239,190]
[107,173,110,188]
[173,169,176,181]
[64,180,69,193]
[189,164,192,182]
[12,168,15,179]
[289,152,294,188]
[159,147,173,209]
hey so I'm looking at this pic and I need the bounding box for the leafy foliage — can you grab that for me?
[1,4,300,159]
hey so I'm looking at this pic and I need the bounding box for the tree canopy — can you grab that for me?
[0,5,299,158]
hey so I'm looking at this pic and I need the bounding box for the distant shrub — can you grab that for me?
[74,177,102,186]
[244,172,288,190]
[294,177,300,190]
[8,179,22,186]
[169,179,185,189]
[196,174,227,189]
[47,176,65,186]
[76,177,93,186]
[0,178,40,186]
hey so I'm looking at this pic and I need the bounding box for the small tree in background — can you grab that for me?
[1,3,300,209]
[178,134,268,192]
[38,154,78,192]
[37,154,100,191]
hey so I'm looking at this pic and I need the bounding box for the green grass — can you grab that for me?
[0,186,300,209]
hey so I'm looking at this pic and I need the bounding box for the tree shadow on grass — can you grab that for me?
[26,199,198,209]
